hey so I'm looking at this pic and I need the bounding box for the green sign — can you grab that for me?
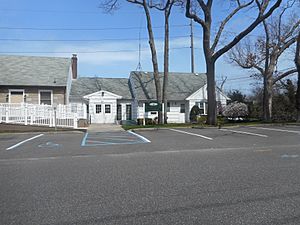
[145,101,162,112]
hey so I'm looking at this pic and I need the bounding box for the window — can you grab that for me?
[117,104,122,120]
[167,102,170,112]
[9,90,24,103]
[105,104,111,113]
[196,102,205,114]
[96,104,101,114]
[180,104,185,113]
[39,90,52,105]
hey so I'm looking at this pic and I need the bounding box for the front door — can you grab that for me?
[92,103,114,124]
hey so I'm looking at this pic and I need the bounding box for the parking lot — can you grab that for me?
[1,125,300,225]
[1,125,300,157]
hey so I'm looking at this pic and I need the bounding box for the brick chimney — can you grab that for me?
[71,54,77,79]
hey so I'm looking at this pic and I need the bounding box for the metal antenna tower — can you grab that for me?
[136,14,143,71]
[136,30,143,71]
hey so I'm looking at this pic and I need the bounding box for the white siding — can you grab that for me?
[135,101,186,123]
[85,91,121,124]
[186,84,229,121]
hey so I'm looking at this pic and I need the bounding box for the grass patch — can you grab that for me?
[0,123,76,133]
[122,120,300,130]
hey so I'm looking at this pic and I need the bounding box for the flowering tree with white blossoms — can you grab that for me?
[223,102,249,119]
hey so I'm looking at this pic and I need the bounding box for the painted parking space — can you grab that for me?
[219,128,268,138]
[6,134,45,150]
[81,131,151,147]
[248,126,300,134]
[1,133,45,151]
[169,128,213,140]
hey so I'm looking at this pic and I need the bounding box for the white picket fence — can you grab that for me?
[0,103,87,129]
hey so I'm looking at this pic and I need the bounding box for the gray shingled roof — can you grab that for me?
[130,71,207,101]
[0,55,71,86]
[70,77,133,100]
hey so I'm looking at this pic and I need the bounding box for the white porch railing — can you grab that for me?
[0,103,86,129]
[166,112,186,123]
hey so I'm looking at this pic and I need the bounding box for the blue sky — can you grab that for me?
[0,0,295,94]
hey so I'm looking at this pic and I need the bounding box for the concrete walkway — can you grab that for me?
[87,124,124,133]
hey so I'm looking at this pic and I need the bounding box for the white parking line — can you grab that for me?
[127,130,151,143]
[249,127,300,134]
[169,129,213,140]
[6,134,44,151]
[220,129,268,138]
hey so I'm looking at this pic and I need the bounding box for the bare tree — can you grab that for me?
[101,0,162,123]
[185,0,282,125]
[229,5,300,121]
[295,30,300,121]
[101,0,178,124]
[150,0,177,124]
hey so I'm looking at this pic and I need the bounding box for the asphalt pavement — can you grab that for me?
[0,125,300,225]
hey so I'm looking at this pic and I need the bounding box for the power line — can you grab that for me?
[0,35,190,42]
[222,76,254,81]
[0,8,175,15]
[0,47,190,54]
[0,24,189,31]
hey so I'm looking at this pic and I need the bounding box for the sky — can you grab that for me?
[0,0,296,94]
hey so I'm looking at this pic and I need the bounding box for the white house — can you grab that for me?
[70,71,229,124]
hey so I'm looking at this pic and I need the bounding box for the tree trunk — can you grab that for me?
[142,0,162,124]
[296,69,300,122]
[296,31,300,122]
[263,73,273,121]
[206,62,217,125]
[163,10,169,124]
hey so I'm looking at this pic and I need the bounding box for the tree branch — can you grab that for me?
[100,0,120,13]
[212,0,282,61]
[282,20,300,42]
[126,0,143,6]
[273,68,298,84]
[211,0,254,52]
[185,0,206,28]
[278,36,298,55]
[197,0,208,12]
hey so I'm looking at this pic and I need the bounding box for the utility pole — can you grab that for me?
[190,19,195,73]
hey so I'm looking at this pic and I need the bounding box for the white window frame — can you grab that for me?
[38,90,53,105]
[105,104,111,114]
[9,89,25,103]
[180,103,186,113]
[95,104,102,114]
[195,101,207,115]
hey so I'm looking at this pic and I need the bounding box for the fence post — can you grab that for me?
[30,106,34,125]
[24,104,28,125]
[49,110,53,127]
[54,107,57,131]
[73,114,78,129]
[5,107,9,123]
